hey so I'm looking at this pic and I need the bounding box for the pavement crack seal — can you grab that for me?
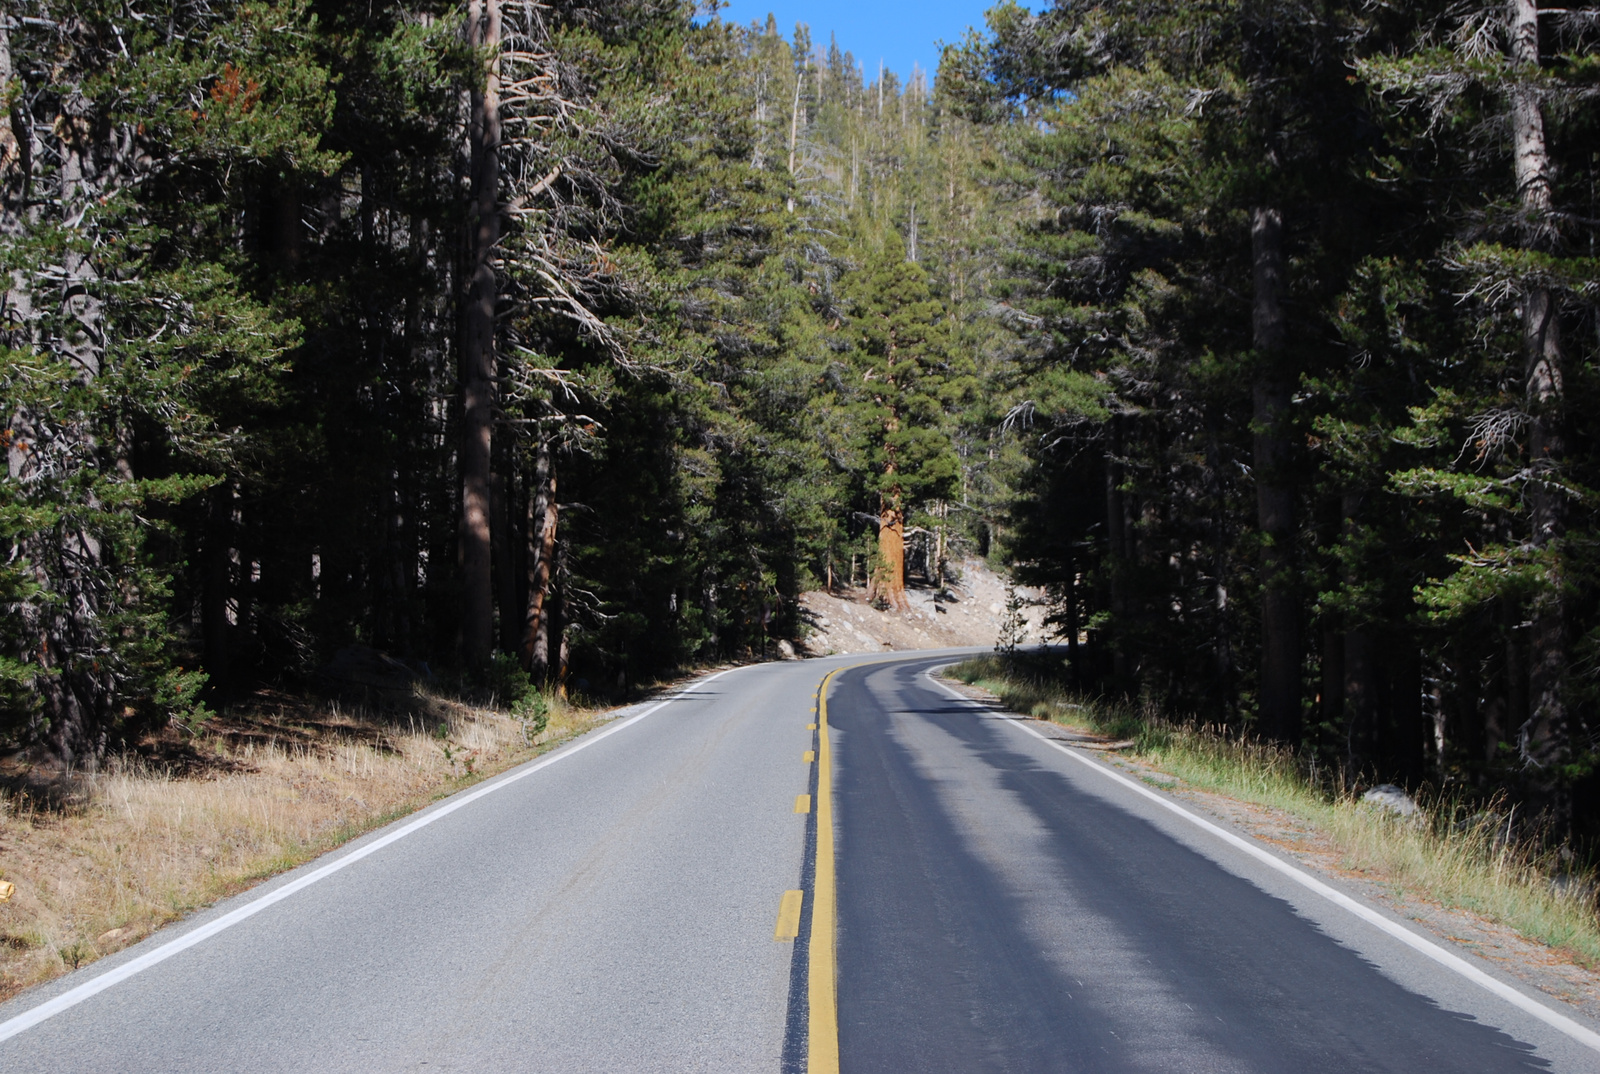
[926,665,1600,1057]
[0,667,736,1047]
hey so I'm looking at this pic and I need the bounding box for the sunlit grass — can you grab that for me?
[947,654,1600,967]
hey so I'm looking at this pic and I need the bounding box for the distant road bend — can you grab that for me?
[3,652,1599,1072]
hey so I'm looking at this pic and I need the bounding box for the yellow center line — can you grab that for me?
[809,666,842,1074]
[794,794,811,814]
[774,890,804,941]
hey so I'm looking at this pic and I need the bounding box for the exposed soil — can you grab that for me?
[799,557,1050,655]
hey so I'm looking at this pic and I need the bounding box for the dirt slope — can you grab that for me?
[798,558,1049,655]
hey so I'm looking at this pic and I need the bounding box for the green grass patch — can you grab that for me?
[946,653,1600,968]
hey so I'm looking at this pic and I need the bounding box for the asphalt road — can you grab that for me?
[2,651,1598,1072]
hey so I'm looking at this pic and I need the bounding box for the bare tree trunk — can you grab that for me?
[459,0,502,673]
[1252,206,1300,744]
[1509,0,1569,824]
[522,435,558,675]
[704,569,719,654]
[0,21,16,197]
[751,71,765,170]
[787,69,803,176]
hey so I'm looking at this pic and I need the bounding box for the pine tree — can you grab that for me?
[845,236,964,609]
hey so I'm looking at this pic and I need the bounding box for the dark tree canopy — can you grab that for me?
[3,0,1600,840]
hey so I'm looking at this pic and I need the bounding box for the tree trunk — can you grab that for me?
[1320,627,1343,746]
[1204,412,1235,709]
[1066,553,1082,686]
[1344,629,1378,778]
[876,496,908,611]
[203,482,233,697]
[1393,646,1425,784]
[552,540,569,698]
[1105,416,1130,689]
[704,569,720,655]
[35,89,110,763]
[1251,206,1300,744]
[459,0,502,673]
[787,69,804,176]
[522,436,558,676]
[0,23,13,182]
[1509,0,1569,824]
[492,471,518,653]
[1339,491,1376,775]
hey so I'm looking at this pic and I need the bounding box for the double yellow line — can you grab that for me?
[808,666,842,1074]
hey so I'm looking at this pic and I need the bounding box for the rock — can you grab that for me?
[1362,784,1420,817]
[777,639,796,660]
[97,927,128,945]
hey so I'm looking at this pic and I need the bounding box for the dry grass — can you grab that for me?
[0,687,604,1002]
[947,654,1600,968]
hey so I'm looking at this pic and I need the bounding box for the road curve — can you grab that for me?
[1,650,1597,1072]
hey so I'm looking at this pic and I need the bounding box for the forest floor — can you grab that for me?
[940,670,1600,1024]
[0,684,622,1004]
[798,556,1049,654]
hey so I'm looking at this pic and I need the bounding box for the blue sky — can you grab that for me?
[708,1,1002,83]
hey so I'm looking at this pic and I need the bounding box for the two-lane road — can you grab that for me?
[3,652,1596,1071]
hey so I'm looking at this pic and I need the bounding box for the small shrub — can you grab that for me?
[513,690,549,742]
[486,653,533,709]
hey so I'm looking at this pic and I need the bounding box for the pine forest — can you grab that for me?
[5,0,1600,845]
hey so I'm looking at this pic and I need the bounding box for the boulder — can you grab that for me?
[1361,784,1420,817]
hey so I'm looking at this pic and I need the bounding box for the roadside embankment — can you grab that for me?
[944,653,1600,1019]
[799,556,1048,654]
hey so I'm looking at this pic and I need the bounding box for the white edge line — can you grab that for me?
[925,666,1600,1055]
[0,667,736,1045]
